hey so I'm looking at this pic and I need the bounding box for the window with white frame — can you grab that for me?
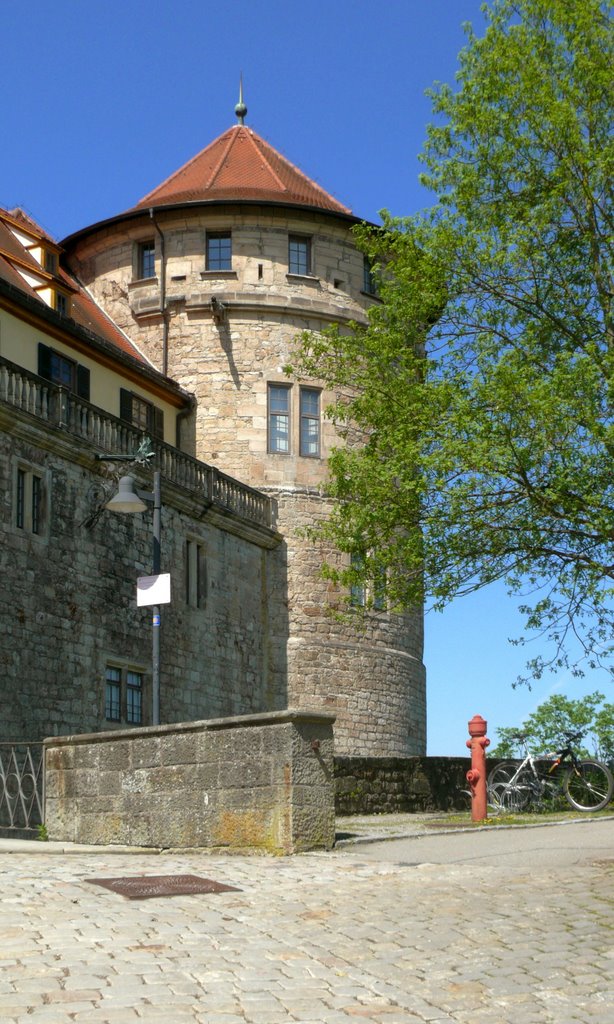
[288,235,312,276]
[349,552,366,607]
[362,255,378,296]
[206,232,232,271]
[105,664,144,725]
[137,240,155,280]
[349,552,386,611]
[268,384,291,453]
[299,387,321,457]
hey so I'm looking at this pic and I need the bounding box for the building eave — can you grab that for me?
[61,199,377,251]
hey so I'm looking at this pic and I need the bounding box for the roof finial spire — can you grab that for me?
[235,74,247,125]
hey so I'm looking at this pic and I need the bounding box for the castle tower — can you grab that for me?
[62,106,426,756]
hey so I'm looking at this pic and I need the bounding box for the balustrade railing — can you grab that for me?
[0,743,44,833]
[0,356,273,528]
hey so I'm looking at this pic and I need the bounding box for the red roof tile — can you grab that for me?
[132,125,352,215]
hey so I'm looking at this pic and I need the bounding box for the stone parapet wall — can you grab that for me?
[44,710,335,853]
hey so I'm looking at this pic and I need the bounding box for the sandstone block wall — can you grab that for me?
[44,710,336,853]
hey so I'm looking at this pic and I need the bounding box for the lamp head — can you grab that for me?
[105,475,147,514]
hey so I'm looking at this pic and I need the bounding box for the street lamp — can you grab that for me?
[95,445,163,726]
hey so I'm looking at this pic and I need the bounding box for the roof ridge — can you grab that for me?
[238,128,287,193]
[256,131,351,212]
[204,126,242,190]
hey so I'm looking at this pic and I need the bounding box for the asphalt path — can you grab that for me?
[339,816,614,869]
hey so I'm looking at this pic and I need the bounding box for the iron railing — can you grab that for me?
[0,743,44,833]
[0,355,273,529]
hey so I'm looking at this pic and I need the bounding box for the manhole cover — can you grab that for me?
[84,874,242,900]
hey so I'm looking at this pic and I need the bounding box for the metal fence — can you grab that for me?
[0,743,44,833]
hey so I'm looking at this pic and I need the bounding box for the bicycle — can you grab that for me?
[487,731,614,813]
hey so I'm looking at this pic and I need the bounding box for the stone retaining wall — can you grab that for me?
[44,710,335,854]
[335,756,484,814]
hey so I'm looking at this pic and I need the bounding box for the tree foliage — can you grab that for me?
[289,0,613,681]
[490,691,614,761]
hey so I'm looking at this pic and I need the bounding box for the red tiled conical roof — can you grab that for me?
[132,125,352,216]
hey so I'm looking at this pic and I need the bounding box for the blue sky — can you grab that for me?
[2,1,609,754]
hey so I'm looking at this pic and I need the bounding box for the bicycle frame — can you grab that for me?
[489,736,580,810]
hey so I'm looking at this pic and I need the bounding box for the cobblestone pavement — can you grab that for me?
[1,819,613,1023]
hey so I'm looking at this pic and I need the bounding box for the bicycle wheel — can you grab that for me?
[563,760,614,812]
[488,761,519,789]
[488,762,533,811]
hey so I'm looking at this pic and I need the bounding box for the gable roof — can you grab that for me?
[0,206,151,366]
[131,125,352,216]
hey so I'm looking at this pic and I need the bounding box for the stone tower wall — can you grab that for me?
[66,203,426,756]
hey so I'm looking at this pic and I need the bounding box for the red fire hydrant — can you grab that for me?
[466,715,490,822]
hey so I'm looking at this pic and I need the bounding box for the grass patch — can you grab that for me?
[426,807,614,829]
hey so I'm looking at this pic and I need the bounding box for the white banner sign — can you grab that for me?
[136,573,171,607]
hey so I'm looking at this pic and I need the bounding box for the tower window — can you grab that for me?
[268,384,291,454]
[289,235,311,276]
[299,387,321,457]
[206,232,232,271]
[349,552,366,608]
[137,241,156,279]
[363,255,378,296]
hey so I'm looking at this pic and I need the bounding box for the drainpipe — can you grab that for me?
[149,208,169,376]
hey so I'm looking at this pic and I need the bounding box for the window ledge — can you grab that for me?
[200,270,238,279]
[129,277,159,289]
[286,273,320,284]
[360,289,382,301]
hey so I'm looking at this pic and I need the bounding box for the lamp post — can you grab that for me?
[95,445,163,725]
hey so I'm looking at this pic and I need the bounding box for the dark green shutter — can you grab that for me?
[38,343,52,381]
[76,365,90,401]
[152,406,164,440]
[120,389,133,423]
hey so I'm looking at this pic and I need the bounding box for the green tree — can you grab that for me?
[290,0,613,681]
[490,691,614,759]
